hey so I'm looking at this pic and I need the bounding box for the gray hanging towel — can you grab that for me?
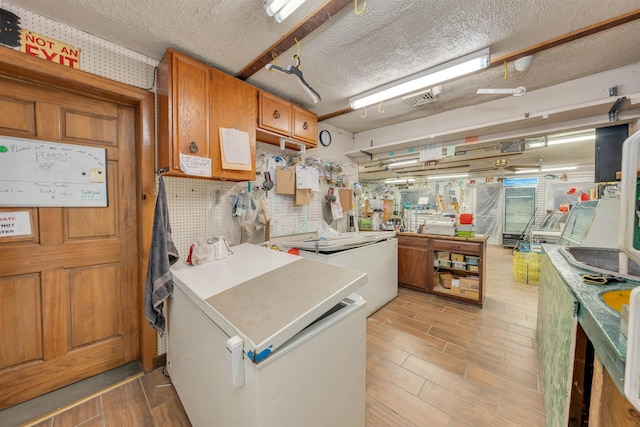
[144,176,179,335]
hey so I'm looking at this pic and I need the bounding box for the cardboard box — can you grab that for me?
[465,256,479,265]
[468,265,479,272]
[450,288,479,300]
[459,275,480,292]
[436,251,450,260]
[451,253,465,262]
[275,166,295,195]
[439,272,454,289]
[438,260,451,268]
[338,189,353,211]
[452,261,466,270]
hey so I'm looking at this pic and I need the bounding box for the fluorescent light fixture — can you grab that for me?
[426,173,468,180]
[348,48,490,110]
[548,134,595,145]
[528,133,595,148]
[514,166,578,174]
[385,178,416,184]
[389,160,418,167]
[264,0,306,23]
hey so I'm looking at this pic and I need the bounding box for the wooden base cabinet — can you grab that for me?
[431,238,485,306]
[397,236,430,291]
[397,233,486,306]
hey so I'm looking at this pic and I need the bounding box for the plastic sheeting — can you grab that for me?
[472,183,504,246]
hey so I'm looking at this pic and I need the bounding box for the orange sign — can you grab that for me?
[464,136,478,144]
[20,30,80,69]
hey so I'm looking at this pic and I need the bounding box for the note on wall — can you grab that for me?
[0,136,108,207]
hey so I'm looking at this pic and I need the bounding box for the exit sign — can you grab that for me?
[20,30,80,69]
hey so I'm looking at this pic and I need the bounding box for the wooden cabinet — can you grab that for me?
[258,91,291,135]
[292,105,317,145]
[431,238,485,305]
[396,233,486,306]
[257,91,318,149]
[158,48,256,181]
[210,68,257,181]
[158,48,211,172]
[397,236,430,291]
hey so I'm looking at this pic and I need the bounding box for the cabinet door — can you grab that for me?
[292,105,317,146]
[210,69,257,181]
[398,245,429,290]
[259,91,291,135]
[172,51,211,164]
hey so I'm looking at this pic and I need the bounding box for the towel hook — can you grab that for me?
[360,107,368,118]
[355,0,366,15]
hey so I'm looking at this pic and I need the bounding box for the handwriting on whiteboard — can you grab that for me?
[0,136,108,207]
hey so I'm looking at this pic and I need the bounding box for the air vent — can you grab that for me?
[402,88,439,107]
[402,86,442,107]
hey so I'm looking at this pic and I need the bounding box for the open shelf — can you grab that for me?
[431,282,480,302]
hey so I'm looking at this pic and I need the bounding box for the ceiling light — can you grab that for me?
[348,48,490,110]
[426,173,469,180]
[514,166,578,174]
[264,0,306,23]
[389,160,418,167]
[385,178,416,184]
[528,133,595,148]
[547,134,595,145]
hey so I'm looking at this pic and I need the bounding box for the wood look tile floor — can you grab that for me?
[25,245,543,427]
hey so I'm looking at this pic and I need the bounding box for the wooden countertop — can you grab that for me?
[395,232,488,243]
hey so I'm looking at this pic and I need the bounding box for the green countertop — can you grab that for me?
[543,244,635,394]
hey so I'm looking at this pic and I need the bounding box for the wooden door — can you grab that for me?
[0,77,140,409]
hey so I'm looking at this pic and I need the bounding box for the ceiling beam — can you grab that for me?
[319,8,640,122]
[489,8,640,66]
[235,0,352,81]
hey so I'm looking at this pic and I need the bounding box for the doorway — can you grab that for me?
[0,48,155,409]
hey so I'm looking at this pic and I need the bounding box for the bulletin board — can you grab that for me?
[0,136,108,207]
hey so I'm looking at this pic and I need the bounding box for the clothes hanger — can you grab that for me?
[265,54,321,104]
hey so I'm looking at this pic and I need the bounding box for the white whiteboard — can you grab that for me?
[0,136,108,207]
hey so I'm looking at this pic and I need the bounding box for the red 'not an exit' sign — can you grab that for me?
[20,30,81,69]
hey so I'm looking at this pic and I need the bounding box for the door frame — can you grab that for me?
[0,46,158,372]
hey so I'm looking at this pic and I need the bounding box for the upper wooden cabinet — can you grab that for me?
[158,48,256,181]
[257,91,318,149]
[292,105,317,145]
[158,49,211,170]
[210,68,257,181]
[258,91,291,135]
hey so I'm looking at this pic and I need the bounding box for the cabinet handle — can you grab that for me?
[303,121,309,130]
[189,141,199,153]
[273,110,280,119]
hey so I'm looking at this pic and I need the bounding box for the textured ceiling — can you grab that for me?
[5,0,640,137]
